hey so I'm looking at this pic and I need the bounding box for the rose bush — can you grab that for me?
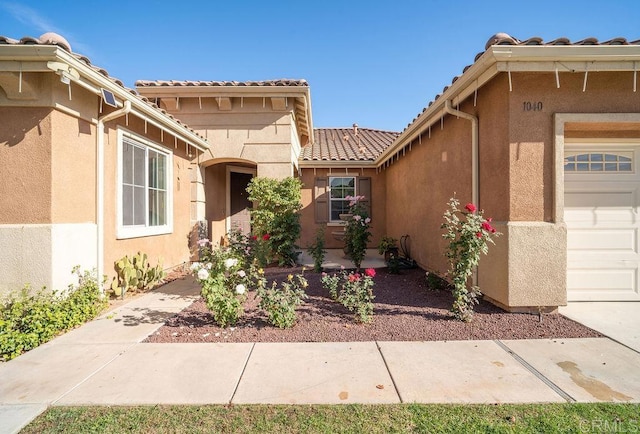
[321,267,376,323]
[344,195,372,269]
[441,197,501,322]
[191,246,264,327]
[257,271,308,329]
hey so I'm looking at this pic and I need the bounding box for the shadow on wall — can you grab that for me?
[0,108,48,147]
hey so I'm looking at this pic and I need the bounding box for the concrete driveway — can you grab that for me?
[559,302,640,352]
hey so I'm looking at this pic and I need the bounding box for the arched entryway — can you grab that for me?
[202,158,257,246]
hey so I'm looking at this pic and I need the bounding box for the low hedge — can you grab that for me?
[0,267,108,361]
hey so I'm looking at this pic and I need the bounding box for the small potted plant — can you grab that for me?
[378,236,399,262]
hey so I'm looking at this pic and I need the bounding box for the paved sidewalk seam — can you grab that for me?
[494,340,575,403]
[230,342,256,404]
[375,341,403,403]
[50,342,137,406]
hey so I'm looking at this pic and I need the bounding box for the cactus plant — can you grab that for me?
[110,252,166,298]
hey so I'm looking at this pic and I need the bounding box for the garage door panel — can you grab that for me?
[567,228,637,253]
[565,190,637,224]
[567,268,639,301]
[565,190,636,208]
[564,209,636,224]
[567,290,640,302]
[564,143,640,301]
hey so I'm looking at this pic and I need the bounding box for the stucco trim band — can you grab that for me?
[0,223,97,296]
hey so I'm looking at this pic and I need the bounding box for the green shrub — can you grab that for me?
[247,177,302,266]
[307,228,326,273]
[257,272,308,329]
[0,267,108,361]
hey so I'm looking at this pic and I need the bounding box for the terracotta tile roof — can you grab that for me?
[0,33,207,144]
[303,127,399,162]
[400,33,640,135]
[136,79,308,87]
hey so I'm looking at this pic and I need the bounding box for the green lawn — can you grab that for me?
[23,403,639,433]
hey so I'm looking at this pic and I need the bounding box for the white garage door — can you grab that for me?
[564,142,640,301]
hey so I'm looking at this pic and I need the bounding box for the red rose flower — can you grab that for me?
[262,234,270,241]
[251,235,258,241]
[365,268,376,277]
[476,232,483,238]
[465,203,477,213]
[348,274,360,282]
[481,220,495,233]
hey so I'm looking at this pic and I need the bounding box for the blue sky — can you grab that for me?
[2,1,640,131]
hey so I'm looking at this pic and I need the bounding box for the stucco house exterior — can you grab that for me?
[2,32,640,313]
[0,33,209,294]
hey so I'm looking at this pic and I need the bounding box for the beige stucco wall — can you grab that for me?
[151,95,302,247]
[158,97,298,180]
[50,109,96,223]
[299,167,386,250]
[0,106,53,224]
[384,100,475,277]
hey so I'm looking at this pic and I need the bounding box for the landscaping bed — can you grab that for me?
[145,267,601,343]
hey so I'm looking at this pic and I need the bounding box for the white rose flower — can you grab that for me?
[235,284,246,295]
[206,262,213,269]
[237,270,246,277]
[197,268,209,280]
[224,258,238,269]
[190,262,201,271]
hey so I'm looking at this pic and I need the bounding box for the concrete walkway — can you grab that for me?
[2,278,640,433]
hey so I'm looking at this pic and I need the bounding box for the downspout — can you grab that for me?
[444,100,479,206]
[96,101,131,292]
[444,100,479,285]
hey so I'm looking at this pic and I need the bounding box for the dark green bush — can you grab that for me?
[0,267,108,361]
[247,177,302,266]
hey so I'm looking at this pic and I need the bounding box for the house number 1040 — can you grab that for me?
[523,101,543,111]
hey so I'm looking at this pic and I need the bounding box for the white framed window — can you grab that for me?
[329,176,356,222]
[117,129,173,239]
[564,151,633,173]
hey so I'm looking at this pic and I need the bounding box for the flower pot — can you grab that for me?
[384,247,399,263]
[339,213,354,221]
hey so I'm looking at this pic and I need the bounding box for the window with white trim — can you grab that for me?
[118,130,173,239]
[564,151,633,173]
[329,176,355,221]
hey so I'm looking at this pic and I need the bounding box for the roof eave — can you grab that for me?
[136,81,314,147]
[376,44,640,168]
[0,45,209,151]
[55,50,210,151]
[376,49,498,167]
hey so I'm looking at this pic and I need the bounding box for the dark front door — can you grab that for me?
[229,171,253,234]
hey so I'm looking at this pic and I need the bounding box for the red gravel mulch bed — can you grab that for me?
[144,267,602,343]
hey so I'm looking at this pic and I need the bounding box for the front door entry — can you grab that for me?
[229,171,253,234]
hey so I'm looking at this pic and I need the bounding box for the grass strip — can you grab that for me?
[22,403,639,433]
